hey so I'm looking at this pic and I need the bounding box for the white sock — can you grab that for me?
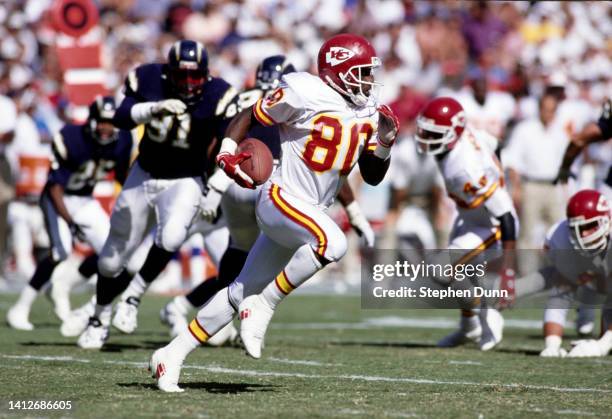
[189,254,205,287]
[172,296,192,314]
[93,304,112,325]
[165,329,200,363]
[15,285,38,309]
[120,274,148,301]
[261,245,322,309]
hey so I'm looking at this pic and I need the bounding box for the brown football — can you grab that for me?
[237,137,274,185]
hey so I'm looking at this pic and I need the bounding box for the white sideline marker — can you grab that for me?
[272,316,547,330]
[267,357,341,367]
[2,354,610,394]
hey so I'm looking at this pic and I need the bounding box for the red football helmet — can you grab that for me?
[317,33,381,107]
[415,97,466,155]
[567,189,611,255]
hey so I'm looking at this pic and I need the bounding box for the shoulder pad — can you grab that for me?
[125,63,165,100]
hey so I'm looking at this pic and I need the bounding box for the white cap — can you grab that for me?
[0,95,17,134]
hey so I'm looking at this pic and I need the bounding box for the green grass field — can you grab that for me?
[0,293,610,418]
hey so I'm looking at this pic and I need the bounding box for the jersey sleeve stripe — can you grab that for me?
[454,228,501,266]
[253,99,276,126]
[188,318,210,343]
[215,87,238,116]
[274,270,296,295]
[52,133,68,161]
[269,184,328,257]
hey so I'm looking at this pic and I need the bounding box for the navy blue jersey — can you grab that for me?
[224,87,280,159]
[597,99,611,139]
[114,63,236,179]
[47,124,133,196]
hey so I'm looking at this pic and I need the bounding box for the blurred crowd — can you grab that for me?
[0,0,610,286]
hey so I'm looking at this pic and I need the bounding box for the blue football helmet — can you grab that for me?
[167,40,209,104]
[88,95,118,145]
[255,55,296,91]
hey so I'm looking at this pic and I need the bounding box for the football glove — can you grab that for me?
[216,152,255,189]
[199,189,223,223]
[345,201,375,248]
[152,99,187,117]
[377,104,400,148]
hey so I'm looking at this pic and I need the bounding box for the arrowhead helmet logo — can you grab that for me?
[596,195,610,212]
[325,47,355,66]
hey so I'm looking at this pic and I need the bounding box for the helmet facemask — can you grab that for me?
[170,65,206,104]
[90,119,118,146]
[415,112,464,155]
[568,215,611,256]
[327,57,382,107]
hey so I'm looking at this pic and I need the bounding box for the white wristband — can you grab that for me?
[219,137,238,155]
[545,335,562,349]
[130,102,156,124]
[373,142,391,159]
[207,169,234,194]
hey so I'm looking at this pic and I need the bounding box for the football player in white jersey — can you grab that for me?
[513,190,612,357]
[159,55,374,343]
[149,33,399,392]
[453,70,515,141]
[415,97,519,351]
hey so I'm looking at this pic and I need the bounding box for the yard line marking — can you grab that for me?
[272,316,546,330]
[2,354,610,394]
[1,354,91,363]
[448,360,483,366]
[556,410,595,416]
[267,357,341,367]
[337,409,366,415]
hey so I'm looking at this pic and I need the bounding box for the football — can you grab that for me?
[237,137,274,185]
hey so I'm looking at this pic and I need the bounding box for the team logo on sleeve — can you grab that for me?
[325,47,355,66]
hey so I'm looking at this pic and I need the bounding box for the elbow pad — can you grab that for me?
[497,212,517,242]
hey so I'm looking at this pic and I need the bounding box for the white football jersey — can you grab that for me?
[545,220,612,287]
[253,72,378,208]
[437,127,514,228]
[454,91,515,139]
[390,136,444,198]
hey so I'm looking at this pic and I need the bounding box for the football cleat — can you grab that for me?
[159,301,188,338]
[149,348,184,392]
[478,309,504,351]
[60,298,96,337]
[539,346,568,357]
[6,305,33,331]
[437,315,481,348]
[206,321,239,347]
[112,297,140,334]
[77,317,109,349]
[238,295,274,359]
[567,339,611,358]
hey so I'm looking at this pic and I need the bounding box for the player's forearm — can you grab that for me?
[224,108,255,145]
[337,182,355,206]
[48,183,73,224]
[559,123,604,171]
[358,152,390,186]
[114,97,140,130]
